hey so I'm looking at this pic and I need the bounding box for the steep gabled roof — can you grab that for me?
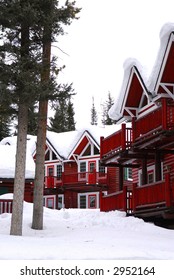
[45,130,82,160]
[68,125,122,159]
[148,23,174,98]
[109,23,174,123]
[45,126,119,161]
[109,58,149,122]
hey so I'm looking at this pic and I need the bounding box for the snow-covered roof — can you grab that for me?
[109,58,148,121]
[0,125,125,178]
[46,130,84,159]
[148,22,174,91]
[109,22,174,122]
[0,145,35,179]
[46,125,120,159]
[0,135,36,179]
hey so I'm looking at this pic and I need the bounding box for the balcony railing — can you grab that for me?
[100,173,174,215]
[132,173,174,211]
[0,199,13,214]
[100,186,132,212]
[100,123,132,160]
[133,99,174,143]
[44,172,108,188]
[100,100,174,161]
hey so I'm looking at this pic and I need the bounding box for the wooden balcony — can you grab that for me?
[132,99,174,148]
[132,173,174,217]
[100,186,132,212]
[44,172,108,188]
[100,173,174,220]
[100,99,174,163]
[100,123,132,162]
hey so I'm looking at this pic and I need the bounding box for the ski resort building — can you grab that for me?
[0,126,133,212]
[100,23,174,225]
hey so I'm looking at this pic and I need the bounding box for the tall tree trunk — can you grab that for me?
[10,103,28,235]
[32,26,51,230]
[31,100,48,230]
[10,16,29,236]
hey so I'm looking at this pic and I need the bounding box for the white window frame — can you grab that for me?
[138,163,163,186]
[78,192,99,209]
[43,195,56,209]
[58,194,64,209]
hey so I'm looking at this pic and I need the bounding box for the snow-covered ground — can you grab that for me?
[1,197,174,260]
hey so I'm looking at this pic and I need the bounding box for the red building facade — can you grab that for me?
[1,126,131,212]
[100,24,174,225]
[40,127,129,210]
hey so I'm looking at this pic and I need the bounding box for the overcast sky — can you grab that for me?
[52,0,174,127]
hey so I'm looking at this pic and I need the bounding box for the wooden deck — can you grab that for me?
[100,173,174,221]
[44,172,108,188]
[100,100,174,163]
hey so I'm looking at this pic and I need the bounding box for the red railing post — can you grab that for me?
[162,98,167,130]
[121,123,126,150]
[100,136,104,159]
[165,173,171,207]
[132,183,137,211]
[100,191,103,211]
[123,185,127,212]
[132,117,136,142]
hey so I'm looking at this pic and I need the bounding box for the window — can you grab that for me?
[47,198,54,209]
[56,165,62,179]
[88,195,96,208]
[99,161,105,176]
[79,162,87,180]
[94,145,99,155]
[58,194,64,209]
[45,150,50,160]
[79,195,86,208]
[78,193,99,209]
[80,162,86,172]
[52,151,57,160]
[138,165,157,186]
[82,145,91,156]
[148,171,154,184]
[124,167,132,180]
[89,162,95,172]
[48,167,54,176]
[43,196,55,209]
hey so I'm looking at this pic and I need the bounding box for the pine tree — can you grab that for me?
[31,1,80,230]
[0,0,81,234]
[0,112,11,140]
[0,0,43,236]
[102,92,116,125]
[49,84,76,133]
[91,97,98,125]
[27,103,38,135]
[66,97,76,131]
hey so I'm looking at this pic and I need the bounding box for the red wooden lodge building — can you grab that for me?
[1,126,132,212]
[1,23,174,228]
[100,23,174,226]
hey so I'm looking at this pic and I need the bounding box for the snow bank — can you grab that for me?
[0,203,174,260]
[0,145,35,179]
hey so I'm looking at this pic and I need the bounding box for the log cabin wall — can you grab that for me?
[107,167,118,193]
[64,161,77,174]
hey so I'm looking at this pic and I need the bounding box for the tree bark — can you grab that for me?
[10,14,29,236]
[10,103,28,235]
[32,25,51,230]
